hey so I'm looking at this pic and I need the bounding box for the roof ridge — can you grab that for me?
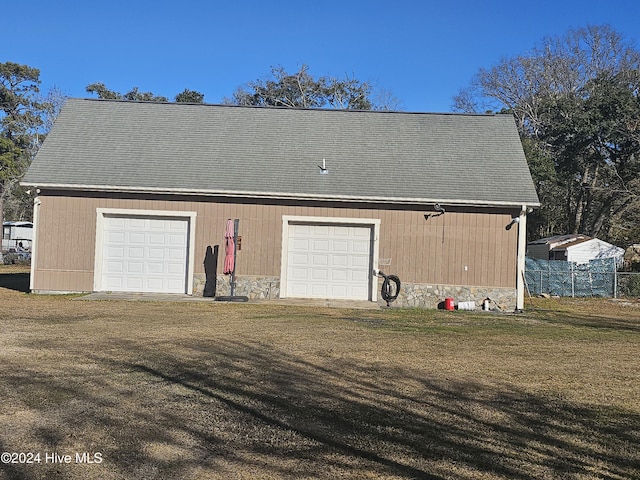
[73,97,502,117]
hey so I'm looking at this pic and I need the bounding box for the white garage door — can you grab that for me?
[101,216,189,293]
[286,223,372,300]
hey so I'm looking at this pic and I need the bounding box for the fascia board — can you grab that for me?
[21,181,541,208]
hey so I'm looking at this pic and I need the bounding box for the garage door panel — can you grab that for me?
[292,239,309,251]
[314,226,330,236]
[129,233,145,244]
[350,255,370,268]
[290,253,308,266]
[101,216,189,293]
[128,247,144,258]
[350,270,369,282]
[329,284,348,297]
[109,218,126,228]
[104,277,123,289]
[286,223,372,300]
[107,232,126,244]
[106,261,123,273]
[290,283,308,295]
[147,277,164,289]
[169,248,185,260]
[125,277,143,289]
[331,254,348,267]
[311,284,328,296]
[312,269,328,280]
[313,239,330,251]
[129,218,146,229]
[310,254,328,266]
[148,248,164,259]
[333,240,349,252]
[351,240,370,254]
[149,218,166,229]
[147,262,164,274]
[291,224,311,235]
[127,262,144,273]
[290,267,308,280]
[349,285,369,297]
[170,234,186,245]
[330,269,347,282]
[167,262,185,274]
[167,278,186,290]
[107,246,125,258]
[149,233,166,245]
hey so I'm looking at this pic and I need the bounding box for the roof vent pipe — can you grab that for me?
[318,158,328,174]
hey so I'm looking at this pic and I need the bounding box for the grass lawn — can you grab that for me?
[0,272,639,479]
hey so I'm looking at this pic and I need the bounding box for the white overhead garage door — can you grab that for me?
[286,223,372,300]
[100,216,189,293]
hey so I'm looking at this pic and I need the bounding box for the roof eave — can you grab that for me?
[21,182,541,209]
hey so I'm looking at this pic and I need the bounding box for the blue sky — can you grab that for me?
[6,0,640,112]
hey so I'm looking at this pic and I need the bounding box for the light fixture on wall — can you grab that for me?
[505,217,520,230]
[424,203,446,221]
[318,158,328,174]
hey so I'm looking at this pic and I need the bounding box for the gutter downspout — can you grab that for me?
[30,193,41,292]
[516,205,527,312]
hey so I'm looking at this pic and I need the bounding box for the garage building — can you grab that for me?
[22,99,539,309]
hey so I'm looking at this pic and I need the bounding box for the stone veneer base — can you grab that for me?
[193,274,516,311]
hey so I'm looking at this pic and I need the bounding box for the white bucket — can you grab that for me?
[457,301,476,310]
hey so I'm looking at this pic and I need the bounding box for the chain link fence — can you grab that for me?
[1,250,31,267]
[525,257,639,298]
[617,272,640,298]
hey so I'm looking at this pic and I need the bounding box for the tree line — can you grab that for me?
[1,24,639,248]
[454,24,640,247]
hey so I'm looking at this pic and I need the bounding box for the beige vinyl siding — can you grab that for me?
[32,191,519,293]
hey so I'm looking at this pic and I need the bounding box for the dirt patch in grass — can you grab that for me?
[0,287,639,479]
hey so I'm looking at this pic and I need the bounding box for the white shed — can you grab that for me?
[528,234,624,265]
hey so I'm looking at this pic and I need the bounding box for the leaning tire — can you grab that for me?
[381,275,401,304]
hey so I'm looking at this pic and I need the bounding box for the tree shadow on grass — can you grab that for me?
[2,338,639,479]
[0,271,29,292]
[529,310,640,333]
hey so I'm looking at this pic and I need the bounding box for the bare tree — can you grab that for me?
[454,25,640,136]
[454,25,640,245]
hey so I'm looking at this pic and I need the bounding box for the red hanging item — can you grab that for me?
[223,219,235,275]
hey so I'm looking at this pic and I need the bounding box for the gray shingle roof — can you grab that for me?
[23,98,540,207]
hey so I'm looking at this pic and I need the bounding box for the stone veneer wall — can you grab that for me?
[193,274,281,299]
[193,274,516,310]
[377,277,516,310]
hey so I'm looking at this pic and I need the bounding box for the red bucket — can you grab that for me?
[444,298,455,311]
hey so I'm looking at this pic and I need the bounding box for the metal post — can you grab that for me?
[539,270,542,295]
[515,206,527,311]
[613,256,618,299]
